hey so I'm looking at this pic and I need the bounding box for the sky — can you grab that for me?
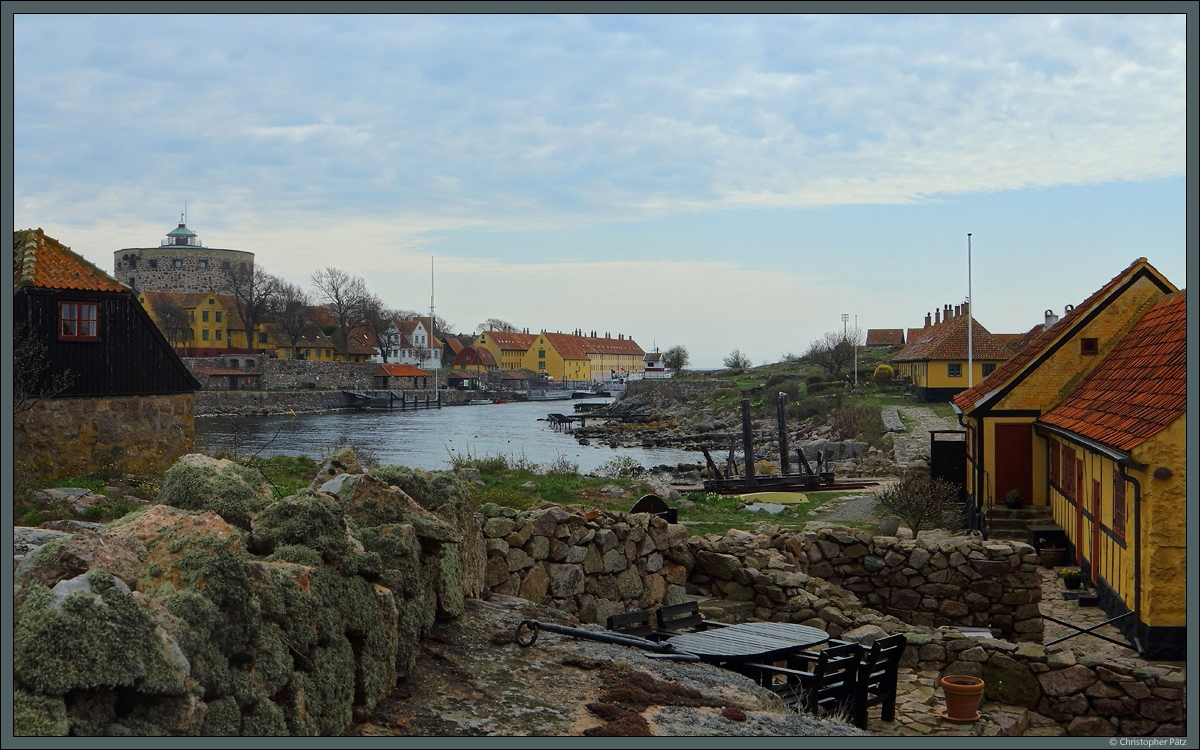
[10,12,1190,368]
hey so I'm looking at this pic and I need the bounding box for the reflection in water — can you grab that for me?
[195,398,702,473]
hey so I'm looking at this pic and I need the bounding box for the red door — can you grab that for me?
[994,424,1033,506]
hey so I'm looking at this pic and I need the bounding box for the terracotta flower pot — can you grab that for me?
[939,674,984,723]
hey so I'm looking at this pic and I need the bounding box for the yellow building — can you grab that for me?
[892,302,1009,401]
[524,332,591,382]
[952,259,1181,659]
[474,330,537,371]
[1037,292,1185,659]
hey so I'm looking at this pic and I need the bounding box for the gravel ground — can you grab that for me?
[349,595,868,737]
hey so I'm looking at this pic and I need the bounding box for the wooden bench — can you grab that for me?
[655,601,727,635]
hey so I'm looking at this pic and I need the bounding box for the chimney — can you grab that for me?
[934,309,941,325]
[945,304,953,321]
[925,312,932,328]
[962,300,969,317]
[1043,309,1059,331]
[954,304,961,318]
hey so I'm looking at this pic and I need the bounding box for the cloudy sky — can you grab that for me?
[12,12,1188,368]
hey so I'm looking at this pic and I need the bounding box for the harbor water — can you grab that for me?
[194,398,702,473]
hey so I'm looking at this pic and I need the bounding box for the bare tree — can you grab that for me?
[803,329,862,379]
[662,345,690,374]
[311,267,370,358]
[723,349,752,369]
[360,294,400,363]
[875,471,962,539]
[154,296,194,349]
[269,282,314,359]
[476,318,519,333]
[223,264,282,352]
[14,325,74,414]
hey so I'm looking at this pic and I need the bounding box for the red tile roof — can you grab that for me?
[541,332,592,361]
[481,330,536,351]
[578,334,644,356]
[14,229,126,293]
[865,329,905,346]
[952,258,1176,412]
[1038,292,1186,452]
[375,364,429,377]
[893,315,1008,362]
[453,346,498,368]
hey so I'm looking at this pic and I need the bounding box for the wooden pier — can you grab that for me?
[342,391,441,410]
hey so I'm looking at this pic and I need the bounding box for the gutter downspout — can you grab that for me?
[1119,463,1144,657]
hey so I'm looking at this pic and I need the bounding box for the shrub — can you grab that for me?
[872,363,895,384]
[831,403,885,444]
[874,472,962,539]
[595,455,644,479]
[544,454,580,477]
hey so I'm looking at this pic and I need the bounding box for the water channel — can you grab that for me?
[194,398,704,473]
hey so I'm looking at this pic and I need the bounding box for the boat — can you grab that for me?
[469,399,493,405]
[491,398,509,404]
[571,390,599,399]
[527,389,572,401]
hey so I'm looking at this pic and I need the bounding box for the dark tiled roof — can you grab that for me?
[865,329,905,346]
[893,315,1008,362]
[952,258,1175,413]
[14,229,126,293]
[1039,292,1186,452]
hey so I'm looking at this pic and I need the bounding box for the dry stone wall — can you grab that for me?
[13,393,195,482]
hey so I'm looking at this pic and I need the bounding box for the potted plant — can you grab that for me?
[1004,489,1023,509]
[1059,568,1083,589]
[1037,537,1066,568]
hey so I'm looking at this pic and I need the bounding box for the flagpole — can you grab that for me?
[967,233,973,388]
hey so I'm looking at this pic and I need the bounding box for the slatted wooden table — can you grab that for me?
[666,622,829,663]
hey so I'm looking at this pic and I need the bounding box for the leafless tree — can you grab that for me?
[874,471,962,539]
[803,328,862,379]
[476,318,519,333]
[360,293,401,363]
[223,264,282,351]
[311,267,370,357]
[154,296,194,348]
[723,349,752,369]
[269,282,315,359]
[14,325,74,414]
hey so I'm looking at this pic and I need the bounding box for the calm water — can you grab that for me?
[194,398,703,473]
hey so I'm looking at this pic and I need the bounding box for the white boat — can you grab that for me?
[469,399,493,405]
[527,389,572,401]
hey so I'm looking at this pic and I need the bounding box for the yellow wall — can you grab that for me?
[522,335,589,382]
[1044,416,1186,629]
[473,334,528,371]
[588,351,644,380]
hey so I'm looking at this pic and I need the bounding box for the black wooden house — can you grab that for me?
[14,229,200,397]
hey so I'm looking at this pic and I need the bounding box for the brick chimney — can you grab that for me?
[934,309,941,325]
[925,312,932,328]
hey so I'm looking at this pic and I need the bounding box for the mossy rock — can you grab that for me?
[13,689,69,736]
[251,493,366,576]
[157,454,273,531]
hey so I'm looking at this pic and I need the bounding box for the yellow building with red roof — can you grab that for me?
[951,258,1182,658]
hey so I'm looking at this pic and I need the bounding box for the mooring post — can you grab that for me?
[776,391,790,475]
[741,399,756,486]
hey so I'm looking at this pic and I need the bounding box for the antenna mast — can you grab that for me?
[430,257,438,399]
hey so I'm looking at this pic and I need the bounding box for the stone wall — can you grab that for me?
[195,388,468,416]
[623,378,732,402]
[116,246,254,295]
[477,503,695,625]
[687,527,1042,642]
[13,393,195,481]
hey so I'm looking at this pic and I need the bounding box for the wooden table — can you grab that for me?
[666,622,829,663]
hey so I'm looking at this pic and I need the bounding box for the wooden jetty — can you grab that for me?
[342,391,440,410]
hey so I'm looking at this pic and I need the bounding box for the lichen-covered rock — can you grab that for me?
[157,454,274,530]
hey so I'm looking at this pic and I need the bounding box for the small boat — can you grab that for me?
[469,399,493,405]
[571,390,599,399]
[491,398,509,404]
[527,389,573,401]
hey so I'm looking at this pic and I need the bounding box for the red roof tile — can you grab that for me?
[893,315,1008,362]
[14,229,126,293]
[952,258,1176,412]
[1039,292,1186,452]
[480,330,536,351]
[865,329,905,346]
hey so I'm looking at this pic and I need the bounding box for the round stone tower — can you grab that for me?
[114,216,254,294]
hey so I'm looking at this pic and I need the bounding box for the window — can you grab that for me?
[201,329,209,341]
[539,349,546,359]
[1113,470,1126,538]
[258,332,267,344]
[325,348,332,358]
[202,311,209,322]
[215,311,223,323]
[188,310,195,321]
[538,361,545,371]
[305,348,312,358]
[947,362,962,378]
[982,362,996,377]
[149,259,158,269]
[215,330,223,341]
[173,258,183,268]
[59,301,99,340]
[197,259,208,270]
[1061,445,1075,500]
[1081,338,1098,355]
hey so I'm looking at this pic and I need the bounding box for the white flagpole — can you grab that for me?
[967,233,973,388]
